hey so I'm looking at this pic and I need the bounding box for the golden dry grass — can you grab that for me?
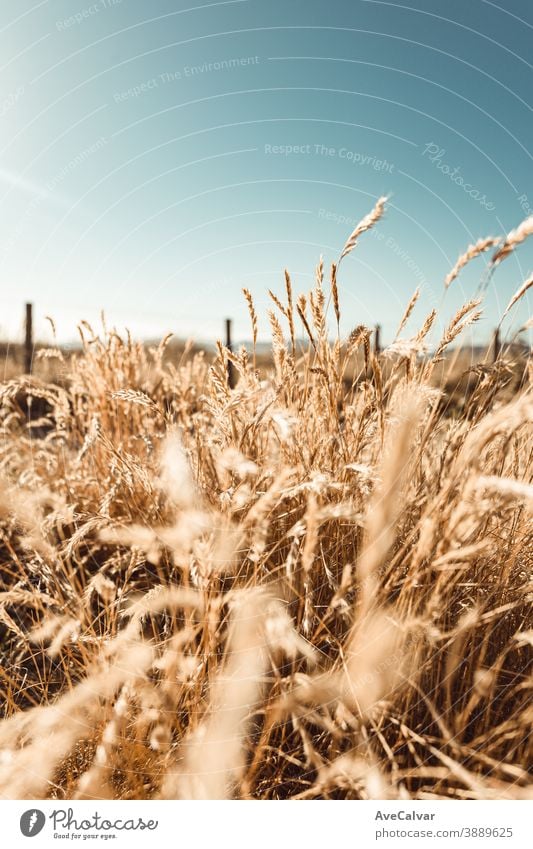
[0,203,531,801]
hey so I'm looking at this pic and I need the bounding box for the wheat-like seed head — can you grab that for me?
[492,215,533,265]
[445,237,500,288]
[0,215,530,803]
[339,196,388,263]
[501,272,533,322]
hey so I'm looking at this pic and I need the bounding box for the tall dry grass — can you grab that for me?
[0,202,531,800]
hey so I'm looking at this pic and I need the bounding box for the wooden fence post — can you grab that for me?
[24,302,33,374]
[225,318,236,389]
[493,327,501,363]
[374,323,381,355]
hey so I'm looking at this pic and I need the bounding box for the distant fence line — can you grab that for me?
[18,304,511,377]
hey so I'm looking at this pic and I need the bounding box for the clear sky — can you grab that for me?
[0,0,532,346]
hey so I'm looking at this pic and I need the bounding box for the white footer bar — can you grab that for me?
[3,799,531,848]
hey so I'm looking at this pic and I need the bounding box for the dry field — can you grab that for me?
[0,201,531,801]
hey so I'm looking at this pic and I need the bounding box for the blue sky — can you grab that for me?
[0,0,532,346]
